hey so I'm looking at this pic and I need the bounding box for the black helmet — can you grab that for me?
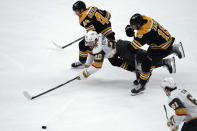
[130,13,144,26]
[72,1,86,11]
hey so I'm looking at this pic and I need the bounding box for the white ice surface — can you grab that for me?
[0,0,197,131]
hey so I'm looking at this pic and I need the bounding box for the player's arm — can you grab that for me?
[78,51,105,80]
[99,9,111,20]
[130,36,146,50]
[168,98,188,125]
[85,51,94,68]
[85,24,96,32]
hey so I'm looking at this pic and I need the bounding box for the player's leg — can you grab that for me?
[106,32,115,40]
[155,57,176,73]
[162,37,185,59]
[108,57,135,72]
[181,122,189,131]
[131,49,164,95]
[108,57,140,85]
[171,42,185,59]
[71,39,89,68]
[181,119,197,131]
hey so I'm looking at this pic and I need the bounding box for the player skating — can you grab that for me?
[125,13,185,95]
[161,77,197,131]
[71,1,115,68]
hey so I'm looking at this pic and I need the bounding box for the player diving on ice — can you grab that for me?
[161,77,197,131]
[77,31,176,85]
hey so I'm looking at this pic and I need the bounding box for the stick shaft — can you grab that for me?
[163,105,169,120]
[62,36,84,49]
[31,77,78,99]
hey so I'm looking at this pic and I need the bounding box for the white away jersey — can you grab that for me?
[168,88,197,122]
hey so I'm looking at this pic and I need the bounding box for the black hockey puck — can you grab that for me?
[42,126,47,129]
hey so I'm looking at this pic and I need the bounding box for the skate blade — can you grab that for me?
[71,65,85,69]
[179,42,185,58]
[131,91,144,96]
[172,57,176,73]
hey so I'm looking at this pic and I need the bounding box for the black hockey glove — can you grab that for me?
[125,25,134,37]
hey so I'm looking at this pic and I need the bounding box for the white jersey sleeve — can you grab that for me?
[85,52,94,66]
[92,34,104,54]
[168,88,197,124]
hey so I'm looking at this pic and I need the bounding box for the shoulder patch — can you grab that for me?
[79,6,92,24]
[137,16,153,35]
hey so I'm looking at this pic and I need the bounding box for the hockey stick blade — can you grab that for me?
[52,41,63,49]
[23,91,32,100]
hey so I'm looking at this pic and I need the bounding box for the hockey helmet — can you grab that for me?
[130,13,144,28]
[85,31,99,46]
[161,77,177,89]
[72,1,86,11]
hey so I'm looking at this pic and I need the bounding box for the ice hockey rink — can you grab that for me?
[0,0,197,131]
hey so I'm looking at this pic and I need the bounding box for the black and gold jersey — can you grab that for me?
[91,51,105,68]
[130,16,174,50]
[79,6,113,39]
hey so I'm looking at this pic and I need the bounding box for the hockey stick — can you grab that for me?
[164,105,179,131]
[53,36,84,49]
[163,105,169,120]
[23,76,78,100]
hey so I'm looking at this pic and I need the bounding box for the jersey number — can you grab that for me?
[171,102,179,110]
[158,24,170,41]
[187,94,197,105]
[95,54,103,60]
[95,12,109,25]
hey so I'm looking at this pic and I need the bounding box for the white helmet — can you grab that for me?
[161,77,176,89]
[85,31,99,43]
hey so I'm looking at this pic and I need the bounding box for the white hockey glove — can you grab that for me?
[167,116,179,131]
[77,70,89,80]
